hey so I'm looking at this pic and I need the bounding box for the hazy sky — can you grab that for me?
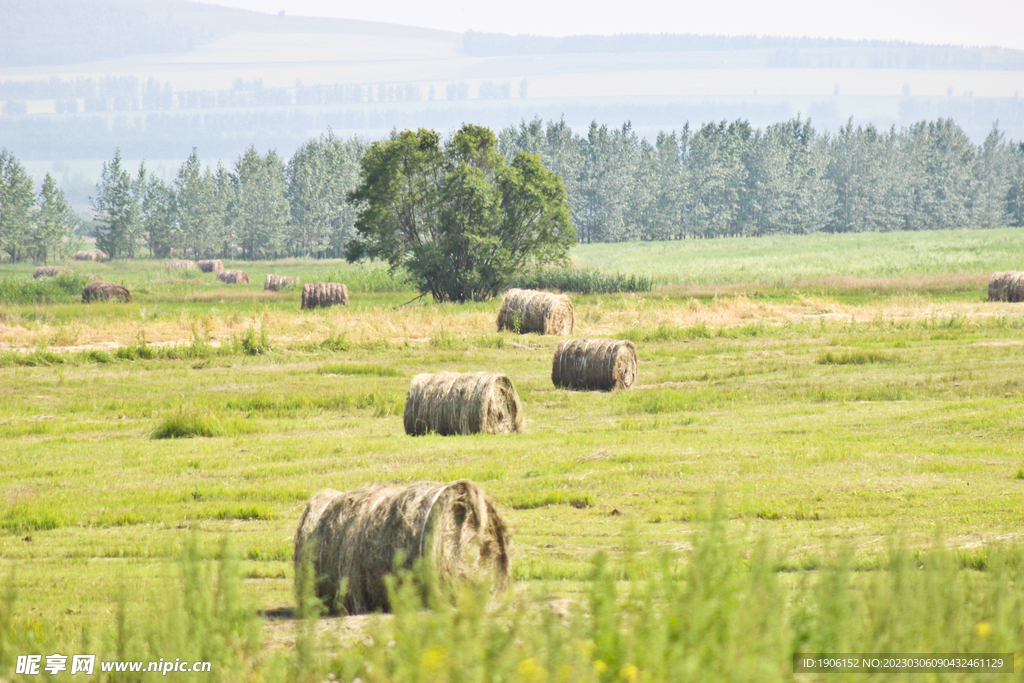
[199,0,1024,50]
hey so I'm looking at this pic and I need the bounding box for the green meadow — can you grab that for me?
[2,228,1024,681]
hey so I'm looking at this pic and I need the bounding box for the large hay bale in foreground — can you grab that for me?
[217,269,249,284]
[301,282,349,309]
[404,371,524,436]
[552,338,638,391]
[496,288,573,335]
[73,249,109,261]
[82,281,131,303]
[165,259,198,274]
[988,272,1024,302]
[294,480,510,615]
[264,274,298,291]
[197,259,224,273]
[33,266,69,278]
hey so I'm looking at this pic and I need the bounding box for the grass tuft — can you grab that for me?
[151,410,220,439]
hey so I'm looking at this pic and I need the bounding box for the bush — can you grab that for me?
[0,272,90,304]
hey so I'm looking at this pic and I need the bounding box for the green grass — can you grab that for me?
[509,266,653,293]
[2,230,1024,677]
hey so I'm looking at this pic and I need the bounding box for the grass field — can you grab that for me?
[2,228,1024,681]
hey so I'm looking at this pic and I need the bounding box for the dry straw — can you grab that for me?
[165,260,198,274]
[988,272,1024,302]
[217,269,249,284]
[264,274,298,291]
[197,259,224,273]
[73,249,109,261]
[552,338,638,391]
[497,288,573,335]
[294,480,510,615]
[404,371,524,436]
[301,282,349,309]
[33,266,69,278]
[82,281,131,303]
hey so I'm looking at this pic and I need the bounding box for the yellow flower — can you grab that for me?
[619,663,641,683]
[976,621,992,637]
[593,660,608,674]
[419,648,446,673]
[517,657,548,683]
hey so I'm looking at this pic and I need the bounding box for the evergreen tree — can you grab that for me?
[0,148,35,262]
[174,150,218,257]
[32,173,80,263]
[972,125,1011,228]
[231,147,289,260]
[91,148,140,259]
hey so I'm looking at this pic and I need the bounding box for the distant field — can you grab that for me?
[572,227,1024,287]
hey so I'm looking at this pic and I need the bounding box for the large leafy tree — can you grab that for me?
[346,124,575,302]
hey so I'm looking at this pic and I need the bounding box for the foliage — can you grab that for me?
[91,148,140,259]
[232,146,290,260]
[346,124,576,302]
[0,149,36,262]
[0,272,89,304]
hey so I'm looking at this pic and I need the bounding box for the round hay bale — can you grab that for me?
[197,259,224,273]
[264,274,298,291]
[404,371,524,436]
[294,479,510,615]
[73,249,109,261]
[33,266,69,278]
[217,269,249,284]
[496,288,573,335]
[988,272,1024,302]
[301,282,349,309]
[165,259,198,274]
[82,281,131,303]
[552,338,638,391]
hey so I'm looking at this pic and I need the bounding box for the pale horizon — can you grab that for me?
[196,0,1024,51]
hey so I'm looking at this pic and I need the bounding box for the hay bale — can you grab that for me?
[33,266,69,278]
[404,371,524,436]
[217,269,249,284]
[264,274,298,291]
[989,272,1024,302]
[197,259,224,273]
[82,281,131,303]
[496,288,573,335]
[165,259,198,274]
[552,338,638,391]
[301,282,349,309]
[73,249,109,261]
[294,479,510,615]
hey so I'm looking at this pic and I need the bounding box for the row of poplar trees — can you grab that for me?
[3,115,1024,263]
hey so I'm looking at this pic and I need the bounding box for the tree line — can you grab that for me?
[1,115,1023,263]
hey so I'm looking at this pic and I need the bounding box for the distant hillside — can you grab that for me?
[463,31,1024,71]
[0,0,457,68]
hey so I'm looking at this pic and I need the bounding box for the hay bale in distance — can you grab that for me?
[33,266,69,278]
[989,272,1024,302]
[73,249,109,261]
[404,371,524,436]
[294,479,510,615]
[264,274,298,291]
[496,288,573,335]
[301,282,349,309]
[552,338,638,391]
[217,269,249,284]
[197,259,224,273]
[82,281,131,303]
[165,259,198,274]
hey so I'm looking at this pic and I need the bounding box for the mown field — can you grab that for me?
[2,229,1024,681]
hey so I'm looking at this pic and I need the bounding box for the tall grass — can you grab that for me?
[4,522,1019,682]
[0,273,90,304]
[509,267,653,293]
[320,263,413,292]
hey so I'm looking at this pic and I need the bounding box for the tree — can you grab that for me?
[32,173,80,263]
[173,149,218,257]
[91,148,140,259]
[346,124,575,302]
[0,148,35,262]
[230,147,289,260]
